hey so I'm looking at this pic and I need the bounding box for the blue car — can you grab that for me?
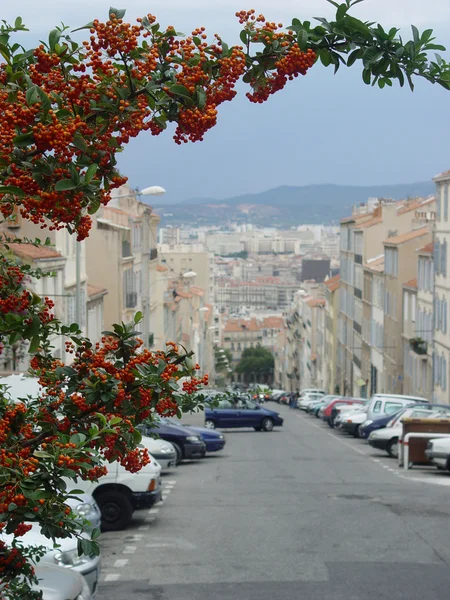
[205,396,283,432]
[163,419,226,452]
[141,419,206,465]
[359,403,449,439]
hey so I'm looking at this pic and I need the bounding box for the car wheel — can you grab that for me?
[353,426,361,438]
[387,438,399,458]
[171,442,183,465]
[261,417,274,432]
[204,419,216,430]
[95,490,133,532]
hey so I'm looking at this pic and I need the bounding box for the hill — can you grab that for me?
[155,181,435,226]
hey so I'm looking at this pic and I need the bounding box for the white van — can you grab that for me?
[366,393,428,422]
[1,374,162,531]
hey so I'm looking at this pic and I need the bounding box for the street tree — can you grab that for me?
[0,1,448,596]
[236,347,275,384]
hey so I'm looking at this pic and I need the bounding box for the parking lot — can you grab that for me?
[96,403,450,600]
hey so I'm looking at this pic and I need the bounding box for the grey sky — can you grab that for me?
[4,1,450,203]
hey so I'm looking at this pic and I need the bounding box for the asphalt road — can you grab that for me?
[97,404,450,600]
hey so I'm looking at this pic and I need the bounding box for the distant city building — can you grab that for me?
[301,258,331,283]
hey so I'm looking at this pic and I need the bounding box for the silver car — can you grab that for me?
[34,564,92,600]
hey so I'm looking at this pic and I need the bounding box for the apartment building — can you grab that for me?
[216,277,299,312]
[221,316,284,366]
[323,275,340,394]
[338,197,435,396]
[85,185,159,348]
[433,170,450,403]
[158,243,214,304]
[405,243,434,399]
[363,256,385,396]
[383,227,431,394]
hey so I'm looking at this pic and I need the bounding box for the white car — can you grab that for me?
[142,436,177,471]
[66,493,101,533]
[34,564,92,600]
[339,406,368,437]
[425,437,450,470]
[3,524,100,596]
[369,408,449,458]
[297,392,325,411]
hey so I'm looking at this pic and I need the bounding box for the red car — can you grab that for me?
[321,398,365,428]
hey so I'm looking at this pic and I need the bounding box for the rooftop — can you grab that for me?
[404,278,418,290]
[418,242,433,255]
[364,255,385,272]
[5,242,62,261]
[383,226,430,246]
[324,274,340,292]
[87,284,108,299]
[306,298,326,308]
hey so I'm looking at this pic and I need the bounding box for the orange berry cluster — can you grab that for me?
[155,397,179,417]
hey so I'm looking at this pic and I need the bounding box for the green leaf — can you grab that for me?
[109,416,122,426]
[169,84,192,100]
[85,163,98,184]
[26,85,40,105]
[73,133,88,153]
[109,7,126,19]
[49,29,61,50]
[33,451,51,459]
[134,311,143,324]
[29,335,41,353]
[55,179,77,191]
[347,48,362,67]
[411,24,420,44]
[0,185,25,198]
[319,49,332,67]
[297,29,309,51]
[362,68,371,85]
[13,132,35,147]
[240,30,249,45]
[196,88,207,109]
[72,21,94,33]
[88,197,101,215]
[336,3,348,20]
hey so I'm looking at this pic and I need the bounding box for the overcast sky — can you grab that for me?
[4,1,450,203]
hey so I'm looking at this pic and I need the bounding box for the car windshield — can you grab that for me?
[236,398,258,409]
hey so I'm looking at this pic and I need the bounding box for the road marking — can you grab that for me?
[296,414,367,455]
[148,507,159,514]
[164,480,177,485]
[123,546,136,554]
[130,534,143,540]
[113,559,129,568]
[139,524,151,530]
[104,574,121,582]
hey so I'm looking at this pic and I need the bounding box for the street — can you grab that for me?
[97,404,450,599]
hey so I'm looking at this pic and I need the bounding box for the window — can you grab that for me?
[373,400,382,413]
[385,247,398,276]
[435,240,441,275]
[445,184,449,222]
[403,292,408,322]
[132,223,142,252]
[123,269,137,308]
[442,240,447,277]
[385,402,404,415]
[436,183,442,221]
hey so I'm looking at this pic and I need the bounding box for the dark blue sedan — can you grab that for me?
[163,419,226,452]
[205,397,283,431]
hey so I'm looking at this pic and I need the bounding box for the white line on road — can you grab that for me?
[113,559,129,568]
[164,480,177,485]
[148,508,159,514]
[123,546,136,554]
[139,525,151,530]
[296,414,367,456]
[104,574,121,582]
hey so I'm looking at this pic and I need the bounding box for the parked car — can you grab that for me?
[3,524,100,596]
[300,388,326,396]
[425,437,450,470]
[66,493,101,534]
[360,403,450,439]
[1,374,162,533]
[340,406,369,437]
[365,394,427,423]
[163,418,226,453]
[322,398,365,427]
[205,396,283,431]
[34,564,92,600]
[139,435,177,471]
[369,407,450,458]
[270,389,287,402]
[307,395,342,416]
[297,392,326,411]
[141,420,206,464]
[333,401,366,429]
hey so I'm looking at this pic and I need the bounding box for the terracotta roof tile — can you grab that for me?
[324,274,340,292]
[87,284,108,298]
[364,255,385,272]
[418,243,433,254]
[5,242,62,260]
[404,278,418,289]
[397,196,435,215]
[384,226,429,246]
[224,318,260,333]
[156,265,168,272]
[306,298,326,308]
[174,289,192,299]
[356,217,383,229]
[262,316,285,329]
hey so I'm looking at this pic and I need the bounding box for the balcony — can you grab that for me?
[410,337,428,355]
